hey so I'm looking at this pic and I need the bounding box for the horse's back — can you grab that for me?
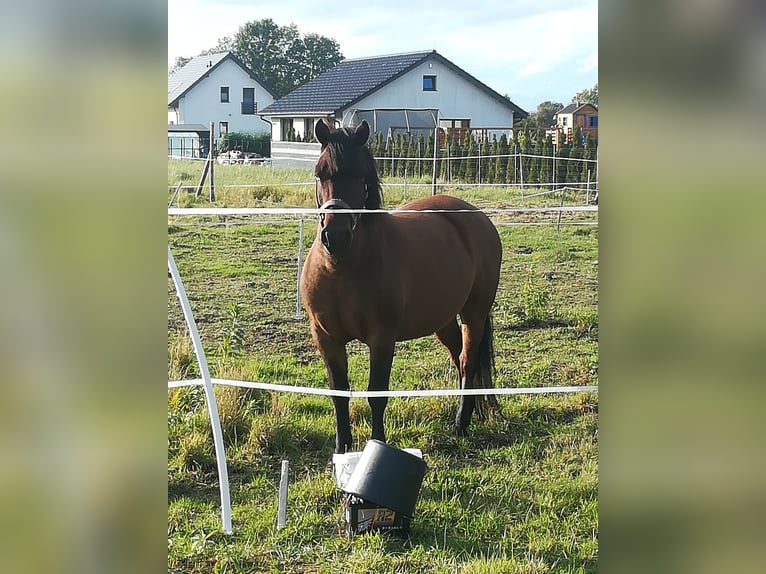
[395,195,501,266]
[383,195,501,336]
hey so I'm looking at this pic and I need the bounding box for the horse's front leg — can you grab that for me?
[314,330,352,453]
[368,340,395,443]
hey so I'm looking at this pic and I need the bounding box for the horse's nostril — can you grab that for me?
[321,227,352,254]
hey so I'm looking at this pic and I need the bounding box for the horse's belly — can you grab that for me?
[395,268,473,340]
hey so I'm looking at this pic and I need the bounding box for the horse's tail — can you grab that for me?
[475,314,501,419]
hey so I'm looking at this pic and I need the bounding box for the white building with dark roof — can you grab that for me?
[168,52,278,139]
[259,50,528,143]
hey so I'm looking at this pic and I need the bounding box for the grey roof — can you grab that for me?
[168,123,209,133]
[260,50,528,119]
[168,52,278,107]
[556,102,597,115]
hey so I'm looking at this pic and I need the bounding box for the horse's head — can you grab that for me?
[314,119,381,256]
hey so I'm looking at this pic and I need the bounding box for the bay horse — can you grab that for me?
[300,120,502,454]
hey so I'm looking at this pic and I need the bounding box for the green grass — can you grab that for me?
[168,165,598,573]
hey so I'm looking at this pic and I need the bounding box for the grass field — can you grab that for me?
[168,160,598,573]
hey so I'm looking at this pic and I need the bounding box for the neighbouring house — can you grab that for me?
[168,52,278,156]
[259,50,528,167]
[549,102,598,146]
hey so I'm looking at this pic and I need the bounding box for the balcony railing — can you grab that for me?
[241,101,256,115]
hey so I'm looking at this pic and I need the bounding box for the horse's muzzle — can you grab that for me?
[318,198,356,255]
[320,226,353,254]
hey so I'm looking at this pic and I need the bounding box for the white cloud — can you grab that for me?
[168,0,598,108]
[577,51,598,73]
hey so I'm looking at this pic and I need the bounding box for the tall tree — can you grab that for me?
[168,56,191,76]
[531,101,564,130]
[571,83,598,107]
[231,19,343,97]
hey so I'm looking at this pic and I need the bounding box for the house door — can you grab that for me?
[242,88,255,115]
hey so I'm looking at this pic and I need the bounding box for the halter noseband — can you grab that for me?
[315,178,365,230]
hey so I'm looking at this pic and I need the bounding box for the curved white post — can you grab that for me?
[168,245,233,534]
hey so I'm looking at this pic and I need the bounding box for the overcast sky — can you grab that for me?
[168,0,597,112]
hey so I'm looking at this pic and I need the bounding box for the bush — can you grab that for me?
[219,131,270,157]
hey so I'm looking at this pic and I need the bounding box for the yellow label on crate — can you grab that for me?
[373,508,396,525]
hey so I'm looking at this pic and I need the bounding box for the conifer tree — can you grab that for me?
[518,130,531,186]
[406,134,417,179]
[479,134,491,184]
[425,131,434,180]
[556,130,570,184]
[383,136,394,178]
[372,131,384,175]
[539,134,552,185]
[440,133,450,181]
[489,135,499,184]
[506,134,517,184]
[496,133,509,184]
[464,136,477,183]
[450,134,461,181]
[568,126,583,182]
[581,133,596,182]
[398,133,406,178]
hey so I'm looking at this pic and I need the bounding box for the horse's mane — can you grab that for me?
[314,126,383,210]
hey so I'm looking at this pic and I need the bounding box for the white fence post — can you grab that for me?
[167,245,233,534]
[295,219,304,319]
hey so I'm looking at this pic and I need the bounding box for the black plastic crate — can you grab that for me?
[342,494,411,535]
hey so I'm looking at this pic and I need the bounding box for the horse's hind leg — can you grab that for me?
[454,316,486,436]
[435,318,462,370]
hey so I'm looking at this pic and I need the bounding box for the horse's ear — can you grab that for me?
[315,120,331,145]
[353,120,370,146]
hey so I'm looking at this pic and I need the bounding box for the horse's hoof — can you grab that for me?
[454,425,469,437]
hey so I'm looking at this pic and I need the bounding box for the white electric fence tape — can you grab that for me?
[168,377,597,397]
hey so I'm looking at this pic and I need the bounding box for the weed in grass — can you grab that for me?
[511,265,551,327]
[213,386,252,447]
[177,429,215,472]
[215,301,246,365]
[168,330,197,380]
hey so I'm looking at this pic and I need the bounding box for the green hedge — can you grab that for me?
[220,131,271,157]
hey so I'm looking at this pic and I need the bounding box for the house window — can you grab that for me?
[422,75,437,91]
[220,86,230,103]
[304,119,315,142]
[281,118,294,141]
[241,87,255,115]
[589,116,598,128]
[562,117,568,126]
[220,122,228,137]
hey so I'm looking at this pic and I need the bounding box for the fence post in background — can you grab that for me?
[209,121,216,202]
[551,143,556,200]
[431,127,438,196]
[519,150,525,200]
[556,187,566,232]
[477,137,481,185]
[168,183,183,209]
[586,169,591,204]
[295,219,304,320]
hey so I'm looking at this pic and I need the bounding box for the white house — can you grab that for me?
[168,52,278,141]
[259,50,528,145]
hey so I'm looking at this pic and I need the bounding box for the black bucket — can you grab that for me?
[343,440,427,517]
